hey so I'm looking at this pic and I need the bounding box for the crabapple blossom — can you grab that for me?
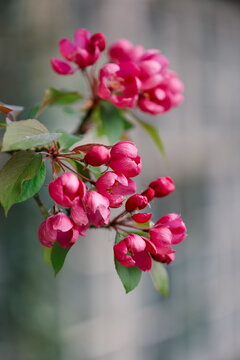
[84,191,110,227]
[152,252,176,264]
[149,176,175,198]
[98,63,141,108]
[96,171,136,208]
[38,213,79,248]
[114,234,153,271]
[109,141,142,178]
[155,213,187,245]
[70,198,89,236]
[51,29,105,74]
[84,145,110,166]
[49,172,86,207]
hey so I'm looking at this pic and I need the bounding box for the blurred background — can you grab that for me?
[1,0,240,359]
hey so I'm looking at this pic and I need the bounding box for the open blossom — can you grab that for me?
[138,71,184,115]
[38,213,79,248]
[149,213,187,259]
[109,141,142,178]
[155,213,187,245]
[98,63,141,108]
[96,171,136,208]
[49,172,86,207]
[114,233,154,271]
[84,191,110,227]
[51,29,105,74]
[84,145,110,166]
[149,176,175,198]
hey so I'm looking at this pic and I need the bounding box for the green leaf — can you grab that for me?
[132,114,165,156]
[29,104,40,118]
[0,151,42,215]
[57,130,82,151]
[150,260,169,297]
[51,241,70,275]
[43,246,52,265]
[2,119,61,151]
[100,102,126,143]
[114,233,142,293]
[16,162,46,203]
[36,88,83,117]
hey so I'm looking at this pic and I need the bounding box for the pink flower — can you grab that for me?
[114,233,153,271]
[38,213,79,248]
[96,171,136,208]
[109,141,142,178]
[125,194,148,213]
[149,226,175,256]
[48,172,86,207]
[98,63,141,108]
[51,29,106,74]
[155,213,187,245]
[149,176,175,198]
[84,145,110,166]
[132,212,152,223]
[108,39,144,63]
[70,199,89,236]
[138,71,184,115]
[84,190,110,227]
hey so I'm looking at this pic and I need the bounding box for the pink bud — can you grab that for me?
[49,172,86,207]
[149,176,175,197]
[71,198,89,236]
[84,145,110,166]
[51,58,77,75]
[141,188,155,202]
[132,212,152,223]
[109,141,142,178]
[84,191,110,227]
[38,213,79,248]
[114,233,152,271]
[125,194,148,212]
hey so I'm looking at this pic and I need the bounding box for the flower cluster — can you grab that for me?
[38,140,187,272]
[51,29,183,115]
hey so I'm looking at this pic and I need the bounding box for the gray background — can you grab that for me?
[1,0,240,359]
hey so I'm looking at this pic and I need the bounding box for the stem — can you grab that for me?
[74,104,95,135]
[58,159,95,184]
[33,193,49,220]
[110,210,128,226]
[116,223,150,232]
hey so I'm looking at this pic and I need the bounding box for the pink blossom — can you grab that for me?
[149,226,174,256]
[96,171,136,208]
[138,71,184,115]
[132,212,152,223]
[109,141,142,178]
[84,145,110,166]
[98,63,141,108]
[49,172,86,207]
[38,213,79,248]
[114,233,153,271]
[149,176,175,198]
[70,198,89,236]
[51,29,106,74]
[84,190,110,227]
[125,194,148,213]
[155,213,187,245]
[108,39,144,63]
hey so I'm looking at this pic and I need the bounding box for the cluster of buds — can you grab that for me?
[51,29,183,115]
[38,140,187,271]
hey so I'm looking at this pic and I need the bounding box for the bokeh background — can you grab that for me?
[1,0,240,359]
